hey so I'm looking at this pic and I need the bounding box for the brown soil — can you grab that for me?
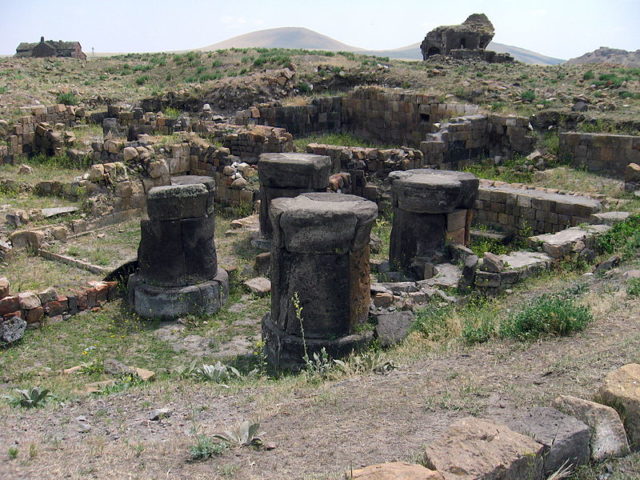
[1,266,639,479]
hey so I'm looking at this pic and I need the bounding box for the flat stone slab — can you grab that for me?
[529,224,610,259]
[349,462,444,479]
[553,394,630,461]
[592,211,631,225]
[424,417,544,480]
[499,251,553,270]
[506,407,590,475]
[244,277,271,296]
[418,263,462,289]
[41,206,79,218]
[597,363,640,450]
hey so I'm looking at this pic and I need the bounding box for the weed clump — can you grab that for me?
[499,293,592,341]
[56,92,78,105]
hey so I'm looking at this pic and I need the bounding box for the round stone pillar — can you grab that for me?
[389,169,479,273]
[258,153,331,239]
[128,176,228,319]
[262,192,378,369]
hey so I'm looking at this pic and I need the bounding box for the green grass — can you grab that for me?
[499,290,592,341]
[2,251,96,293]
[463,156,533,184]
[56,92,78,105]
[597,214,640,258]
[627,278,640,297]
[292,132,398,151]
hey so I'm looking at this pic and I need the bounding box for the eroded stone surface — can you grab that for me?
[597,363,640,449]
[423,417,544,480]
[507,407,590,475]
[553,395,630,461]
[348,462,444,480]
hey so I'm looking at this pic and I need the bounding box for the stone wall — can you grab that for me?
[474,180,603,234]
[0,105,84,162]
[559,132,640,178]
[234,87,533,168]
[342,87,480,147]
[421,114,534,170]
[0,278,118,328]
[304,143,424,178]
[236,97,342,136]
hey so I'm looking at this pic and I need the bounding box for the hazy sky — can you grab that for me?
[1,0,639,59]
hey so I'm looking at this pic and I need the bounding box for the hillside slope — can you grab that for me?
[567,47,640,67]
[199,27,564,65]
[199,26,362,52]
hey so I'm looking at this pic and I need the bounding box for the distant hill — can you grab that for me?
[566,47,640,68]
[199,27,564,65]
[359,41,564,65]
[200,27,362,52]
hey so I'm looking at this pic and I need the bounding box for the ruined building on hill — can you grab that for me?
[15,36,86,60]
[420,13,513,63]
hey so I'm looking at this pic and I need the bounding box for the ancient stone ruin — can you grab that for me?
[127,176,228,319]
[389,169,479,275]
[262,192,377,368]
[257,152,331,240]
[421,13,512,63]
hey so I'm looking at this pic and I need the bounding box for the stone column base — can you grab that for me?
[262,313,373,370]
[128,268,228,319]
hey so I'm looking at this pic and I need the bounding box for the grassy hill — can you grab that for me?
[199,27,564,65]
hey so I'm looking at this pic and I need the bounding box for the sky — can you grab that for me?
[0,0,639,59]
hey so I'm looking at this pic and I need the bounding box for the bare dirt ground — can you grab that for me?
[2,263,639,479]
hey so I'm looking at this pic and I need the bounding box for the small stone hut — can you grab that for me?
[16,37,86,60]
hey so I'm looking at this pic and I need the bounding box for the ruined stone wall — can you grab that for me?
[421,114,534,170]
[305,143,424,178]
[341,87,480,147]
[559,132,640,178]
[474,180,602,234]
[236,97,342,136]
[0,105,84,162]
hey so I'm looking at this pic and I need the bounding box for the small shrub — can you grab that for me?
[499,294,592,341]
[135,75,149,85]
[8,447,18,460]
[296,82,312,94]
[189,435,228,460]
[163,107,181,119]
[520,89,536,102]
[0,86,7,94]
[462,316,495,345]
[56,92,78,105]
[5,387,52,408]
[597,214,640,257]
[583,70,595,81]
[213,421,264,447]
[627,278,640,297]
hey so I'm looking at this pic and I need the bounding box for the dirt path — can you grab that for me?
[1,273,639,479]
